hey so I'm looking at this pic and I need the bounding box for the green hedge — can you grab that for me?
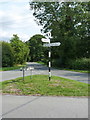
[67,58,90,70]
[52,58,62,68]
[52,58,90,71]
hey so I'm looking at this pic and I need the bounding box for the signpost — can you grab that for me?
[43,42,61,47]
[29,67,34,79]
[23,66,25,81]
[42,36,61,81]
[21,66,34,80]
[41,38,50,43]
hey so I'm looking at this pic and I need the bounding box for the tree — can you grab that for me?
[10,34,29,64]
[75,2,90,58]
[26,34,45,62]
[2,41,14,67]
[0,41,2,67]
[30,2,90,67]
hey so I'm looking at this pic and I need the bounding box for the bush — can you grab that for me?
[51,58,90,71]
[2,41,14,67]
[52,58,63,68]
[67,58,90,70]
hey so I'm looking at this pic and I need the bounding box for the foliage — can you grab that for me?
[26,34,45,62]
[67,58,90,70]
[0,64,25,71]
[10,34,29,64]
[2,41,14,67]
[30,2,90,68]
[0,41,2,67]
[0,75,88,96]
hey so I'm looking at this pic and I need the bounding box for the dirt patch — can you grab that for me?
[48,83,60,87]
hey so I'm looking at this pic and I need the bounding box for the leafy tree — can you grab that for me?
[0,41,2,67]
[26,34,45,62]
[2,41,14,67]
[75,2,90,58]
[10,34,29,64]
[30,2,90,67]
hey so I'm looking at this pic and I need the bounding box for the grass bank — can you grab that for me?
[0,75,88,96]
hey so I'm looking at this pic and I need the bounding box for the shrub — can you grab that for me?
[52,58,62,68]
[2,41,14,67]
[67,58,90,70]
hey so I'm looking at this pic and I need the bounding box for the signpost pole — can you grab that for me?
[30,69,32,79]
[29,67,34,79]
[23,66,24,81]
[41,32,61,81]
[48,42,51,81]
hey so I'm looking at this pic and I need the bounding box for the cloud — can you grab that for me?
[0,0,29,3]
[19,33,30,41]
[0,30,12,41]
[0,0,43,42]
[0,29,30,42]
[0,30,8,37]
[0,11,4,16]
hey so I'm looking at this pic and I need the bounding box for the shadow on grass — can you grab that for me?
[3,78,24,84]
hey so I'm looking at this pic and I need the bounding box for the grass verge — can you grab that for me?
[51,66,89,73]
[0,75,89,96]
[0,64,26,71]
[37,61,89,73]
[60,69,89,73]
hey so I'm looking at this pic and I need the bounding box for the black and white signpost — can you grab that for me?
[41,33,61,81]
[48,46,51,81]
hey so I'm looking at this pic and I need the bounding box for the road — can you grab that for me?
[0,62,89,84]
[0,62,89,119]
[1,95,88,118]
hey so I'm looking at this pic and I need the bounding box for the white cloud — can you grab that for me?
[24,2,30,10]
[0,30,12,41]
[0,30,8,37]
[0,30,29,42]
[0,0,29,3]
[0,11,4,16]
[0,0,43,42]
[19,33,30,41]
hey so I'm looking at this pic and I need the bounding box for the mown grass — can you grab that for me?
[0,75,89,96]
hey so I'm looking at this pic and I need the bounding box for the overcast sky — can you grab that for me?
[0,0,43,42]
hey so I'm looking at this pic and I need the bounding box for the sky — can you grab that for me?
[0,0,43,42]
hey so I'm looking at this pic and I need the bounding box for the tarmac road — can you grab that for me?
[1,95,88,118]
[0,62,89,84]
[0,62,89,119]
